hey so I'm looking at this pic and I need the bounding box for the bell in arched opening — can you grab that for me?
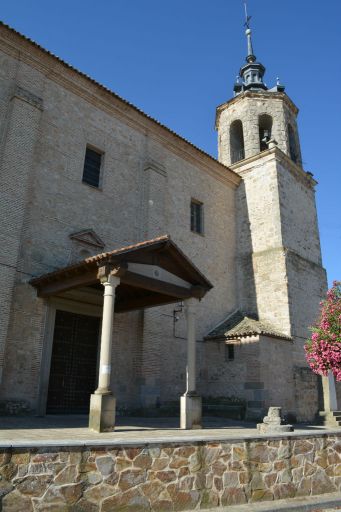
[259,114,273,152]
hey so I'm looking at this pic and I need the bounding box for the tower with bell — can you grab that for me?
[214,4,328,420]
[216,6,301,167]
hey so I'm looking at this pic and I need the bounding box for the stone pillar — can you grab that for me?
[319,372,341,427]
[180,298,202,429]
[89,274,120,432]
[323,371,338,412]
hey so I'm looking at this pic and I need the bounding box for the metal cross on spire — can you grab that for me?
[244,1,252,30]
[243,0,254,61]
[234,1,284,95]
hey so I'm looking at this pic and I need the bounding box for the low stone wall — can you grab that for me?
[1,433,340,511]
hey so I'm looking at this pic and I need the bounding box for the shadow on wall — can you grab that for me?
[236,181,258,318]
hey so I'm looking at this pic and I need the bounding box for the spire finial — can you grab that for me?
[233,1,268,95]
[244,0,251,30]
[244,1,255,62]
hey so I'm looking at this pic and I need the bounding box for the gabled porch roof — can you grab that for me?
[30,235,213,313]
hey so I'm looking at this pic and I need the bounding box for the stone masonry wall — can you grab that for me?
[234,150,327,352]
[1,433,341,511]
[276,158,327,365]
[0,30,239,413]
[217,92,301,167]
[229,148,327,421]
[235,153,291,335]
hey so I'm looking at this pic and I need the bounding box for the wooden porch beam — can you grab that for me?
[122,270,193,299]
[36,269,98,298]
[115,293,176,313]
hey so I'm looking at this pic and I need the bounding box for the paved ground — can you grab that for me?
[0,415,335,447]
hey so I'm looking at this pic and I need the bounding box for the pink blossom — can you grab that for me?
[305,281,341,381]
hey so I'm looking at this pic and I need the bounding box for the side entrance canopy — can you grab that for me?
[30,235,213,432]
[30,235,212,311]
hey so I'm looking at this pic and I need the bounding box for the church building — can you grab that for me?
[0,19,332,429]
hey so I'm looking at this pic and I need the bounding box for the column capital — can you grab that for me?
[190,285,206,299]
[184,297,199,313]
[97,263,126,284]
[102,274,120,288]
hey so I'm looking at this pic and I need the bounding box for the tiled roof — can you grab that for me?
[205,310,292,341]
[30,235,170,285]
[30,235,213,291]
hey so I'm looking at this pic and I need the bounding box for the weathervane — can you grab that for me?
[244,1,252,29]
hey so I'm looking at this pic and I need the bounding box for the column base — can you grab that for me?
[319,410,341,428]
[180,394,202,429]
[89,393,116,432]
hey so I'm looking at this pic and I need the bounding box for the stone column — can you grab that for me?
[180,298,202,429]
[322,371,338,412]
[89,273,120,432]
[319,371,340,427]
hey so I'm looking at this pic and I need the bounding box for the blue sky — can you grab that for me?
[1,0,340,286]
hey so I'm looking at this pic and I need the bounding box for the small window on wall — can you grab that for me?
[82,147,102,188]
[190,199,204,235]
[225,344,235,361]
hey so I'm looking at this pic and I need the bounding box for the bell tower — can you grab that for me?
[215,8,327,421]
[216,17,302,167]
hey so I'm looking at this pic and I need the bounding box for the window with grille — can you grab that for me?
[82,147,102,188]
[190,200,204,234]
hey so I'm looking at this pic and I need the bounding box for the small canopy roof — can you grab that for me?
[30,235,213,313]
[205,310,292,342]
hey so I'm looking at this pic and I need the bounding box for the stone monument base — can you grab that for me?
[257,406,293,433]
[89,393,116,433]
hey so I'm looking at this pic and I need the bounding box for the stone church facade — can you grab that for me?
[0,21,333,424]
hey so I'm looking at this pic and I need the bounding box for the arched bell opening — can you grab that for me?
[230,120,245,164]
[259,114,273,152]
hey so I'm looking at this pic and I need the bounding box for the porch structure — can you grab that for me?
[30,235,212,432]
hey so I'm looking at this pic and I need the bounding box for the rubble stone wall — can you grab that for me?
[1,433,341,511]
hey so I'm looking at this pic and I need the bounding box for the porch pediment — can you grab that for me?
[30,235,212,312]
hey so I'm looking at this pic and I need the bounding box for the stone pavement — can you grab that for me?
[0,415,335,447]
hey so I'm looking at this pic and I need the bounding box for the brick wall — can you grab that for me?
[0,30,239,414]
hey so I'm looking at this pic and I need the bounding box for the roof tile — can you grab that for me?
[205,310,292,341]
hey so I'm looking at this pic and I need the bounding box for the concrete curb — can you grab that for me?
[194,492,341,512]
[1,427,340,449]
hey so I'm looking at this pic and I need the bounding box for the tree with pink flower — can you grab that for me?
[305,281,341,381]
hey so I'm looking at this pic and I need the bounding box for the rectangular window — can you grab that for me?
[190,199,204,234]
[82,147,102,188]
[225,344,235,362]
